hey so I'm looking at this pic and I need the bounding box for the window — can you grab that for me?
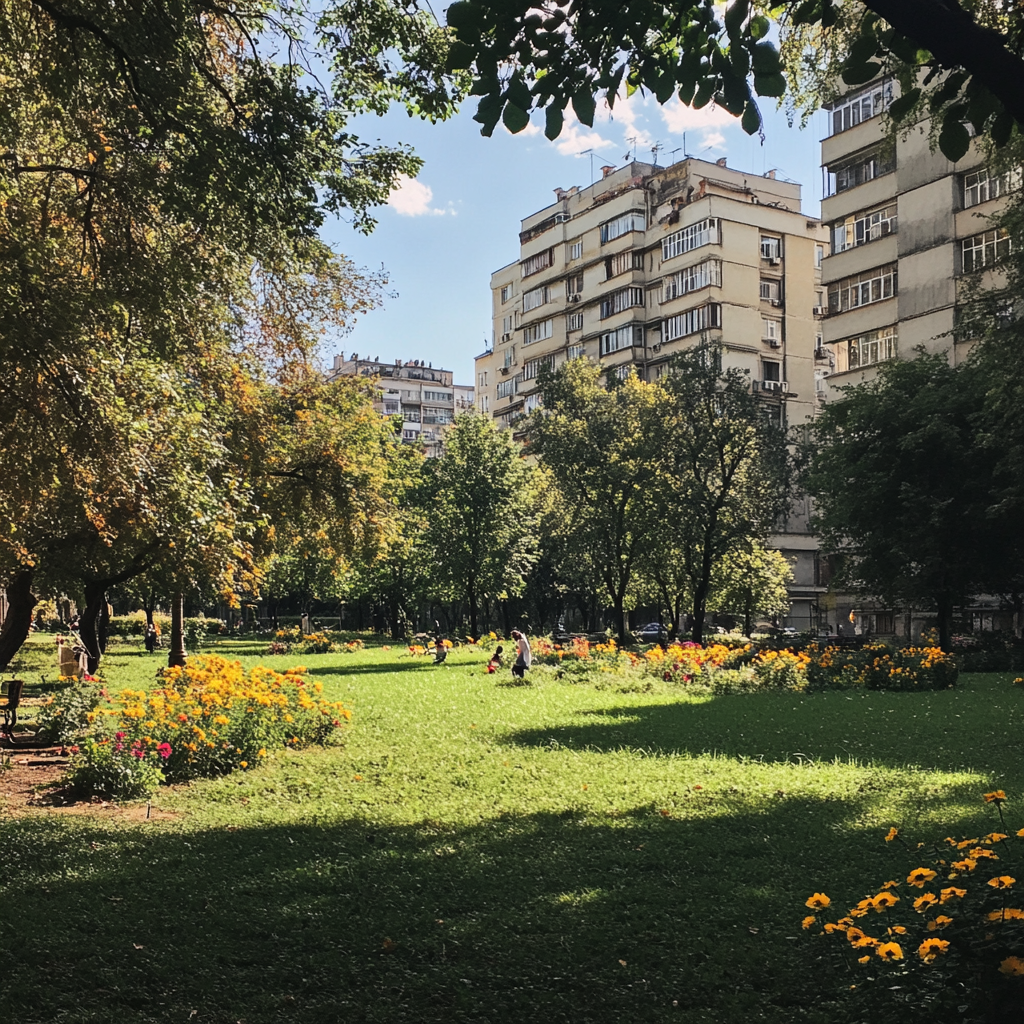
[762,317,780,342]
[831,326,898,372]
[614,365,632,381]
[964,167,1022,208]
[761,360,781,382]
[600,211,645,243]
[423,390,452,402]
[477,371,488,388]
[760,279,781,302]
[600,286,644,319]
[827,264,897,313]
[600,324,643,356]
[402,429,417,440]
[523,356,553,380]
[479,394,490,413]
[831,203,898,252]
[662,217,719,261]
[524,393,542,413]
[962,228,1012,271]
[605,249,644,279]
[760,236,782,260]
[815,244,824,268]
[567,342,584,360]
[423,407,452,425]
[829,149,895,194]
[567,311,583,332]
[522,319,553,345]
[830,80,893,135]
[383,401,400,415]
[496,379,515,399]
[501,314,516,336]
[662,257,722,302]
[500,283,514,303]
[570,239,583,260]
[521,249,553,277]
[503,346,516,368]
[523,285,549,312]
[565,273,584,297]
[663,302,722,342]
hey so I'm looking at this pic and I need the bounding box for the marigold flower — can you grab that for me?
[999,956,1024,976]
[801,916,817,930]
[988,875,1016,889]
[880,880,900,890]
[805,893,830,911]
[889,926,907,935]
[884,827,899,843]
[845,927,867,943]
[907,868,938,887]
[913,893,938,912]
[926,915,953,931]
[851,936,878,949]
[876,942,903,961]
[983,790,1007,804]
[870,892,899,911]
[986,833,1009,843]
[951,859,977,872]
[857,955,871,964]
[823,922,846,934]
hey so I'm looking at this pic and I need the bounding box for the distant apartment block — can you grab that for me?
[475,157,829,629]
[819,78,1017,393]
[328,354,474,457]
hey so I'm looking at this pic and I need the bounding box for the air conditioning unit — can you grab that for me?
[770,298,783,308]
[768,256,781,266]
[812,305,827,316]
[500,366,510,375]
[501,332,512,341]
[569,294,581,303]
[768,339,781,348]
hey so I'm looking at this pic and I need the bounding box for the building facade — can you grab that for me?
[817,79,1017,636]
[475,157,830,629]
[328,354,474,458]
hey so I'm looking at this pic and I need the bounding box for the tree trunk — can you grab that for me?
[467,578,478,639]
[936,593,954,654]
[168,591,187,667]
[743,592,753,639]
[144,591,155,629]
[613,590,628,644]
[0,569,37,671]
[80,583,106,674]
[98,596,110,654]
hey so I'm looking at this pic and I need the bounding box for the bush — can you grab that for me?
[952,632,1024,673]
[751,649,810,689]
[35,683,103,746]
[65,736,166,800]
[802,791,1024,1022]
[82,655,351,785]
[107,613,172,638]
[806,643,958,691]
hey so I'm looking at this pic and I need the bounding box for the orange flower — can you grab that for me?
[913,893,938,912]
[999,956,1024,976]
[801,916,817,930]
[940,887,967,903]
[918,938,950,962]
[907,868,938,887]
[870,892,899,912]
[926,915,953,931]
[983,790,1007,804]
[805,893,831,911]
[885,827,899,842]
[876,942,903,961]
[988,875,1016,889]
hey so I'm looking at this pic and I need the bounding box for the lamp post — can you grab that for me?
[168,591,187,668]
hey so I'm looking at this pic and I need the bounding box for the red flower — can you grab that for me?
[157,743,172,760]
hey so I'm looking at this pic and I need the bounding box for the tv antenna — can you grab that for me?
[651,141,663,165]
[625,135,638,162]
[581,147,596,184]
[670,147,682,164]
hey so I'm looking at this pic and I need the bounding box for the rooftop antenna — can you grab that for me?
[651,141,663,166]
[670,147,681,164]
[625,135,638,162]
[580,148,596,184]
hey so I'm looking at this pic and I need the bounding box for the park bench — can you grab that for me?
[1,679,25,739]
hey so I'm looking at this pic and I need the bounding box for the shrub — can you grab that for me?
[65,735,166,800]
[806,643,958,691]
[107,613,171,638]
[802,791,1024,1021]
[751,649,810,690]
[265,640,291,655]
[35,683,104,746]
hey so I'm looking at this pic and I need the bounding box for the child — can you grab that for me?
[486,645,504,674]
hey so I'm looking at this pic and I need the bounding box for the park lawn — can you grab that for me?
[2,636,1023,1024]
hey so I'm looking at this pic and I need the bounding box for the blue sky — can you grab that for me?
[321,93,832,385]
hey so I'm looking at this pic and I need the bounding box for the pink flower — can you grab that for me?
[157,743,172,759]
[116,731,126,740]
[115,743,124,752]
[132,748,145,759]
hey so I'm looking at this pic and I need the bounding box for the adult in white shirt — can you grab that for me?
[511,629,532,680]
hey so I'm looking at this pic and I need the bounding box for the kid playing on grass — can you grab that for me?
[486,645,504,674]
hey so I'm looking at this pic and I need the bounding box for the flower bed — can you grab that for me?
[63,655,351,798]
[806,643,958,691]
[803,791,1024,1019]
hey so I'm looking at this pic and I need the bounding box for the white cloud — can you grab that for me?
[659,97,737,135]
[700,130,727,152]
[387,175,455,217]
[551,117,617,157]
[604,92,656,153]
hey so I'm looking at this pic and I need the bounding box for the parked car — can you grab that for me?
[636,622,669,643]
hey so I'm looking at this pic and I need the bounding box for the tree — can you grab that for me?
[709,543,793,637]
[649,345,791,643]
[421,413,539,638]
[445,0,1024,161]
[803,352,1012,652]
[529,361,667,641]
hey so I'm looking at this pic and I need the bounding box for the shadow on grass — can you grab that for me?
[307,660,449,677]
[503,680,1024,776]
[0,797,916,1024]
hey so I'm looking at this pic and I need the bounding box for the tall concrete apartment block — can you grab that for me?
[476,157,829,629]
[818,80,1017,636]
[328,354,474,458]
[820,79,1016,390]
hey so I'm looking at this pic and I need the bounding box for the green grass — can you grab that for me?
[2,635,1023,1023]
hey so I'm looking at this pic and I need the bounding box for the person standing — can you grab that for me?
[511,630,531,680]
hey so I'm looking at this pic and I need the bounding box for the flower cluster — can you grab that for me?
[806,643,958,691]
[65,655,351,794]
[803,791,1024,1016]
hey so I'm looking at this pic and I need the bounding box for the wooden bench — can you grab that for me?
[1,679,25,738]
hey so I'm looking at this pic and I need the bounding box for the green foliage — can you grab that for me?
[709,544,794,635]
[35,684,104,746]
[65,737,166,800]
[805,643,959,691]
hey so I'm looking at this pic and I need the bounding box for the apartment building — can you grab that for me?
[476,157,829,629]
[327,354,474,458]
[818,80,1017,635]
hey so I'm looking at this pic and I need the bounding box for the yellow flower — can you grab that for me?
[983,790,1007,804]
[918,938,950,962]
[876,942,903,961]
[845,927,867,944]
[1000,956,1024,976]
[951,859,977,873]
[913,893,938,912]
[988,875,1016,889]
[870,892,899,912]
[880,880,900,890]
[857,955,871,964]
[805,893,831,910]
[801,916,817,930]
[240,760,248,768]
[851,936,878,949]
[889,926,907,935]
[258,748,267,757]
[986,833,1009,843]
[884,827,899,843]
[907,868,938,887]
[926,915,953,931]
